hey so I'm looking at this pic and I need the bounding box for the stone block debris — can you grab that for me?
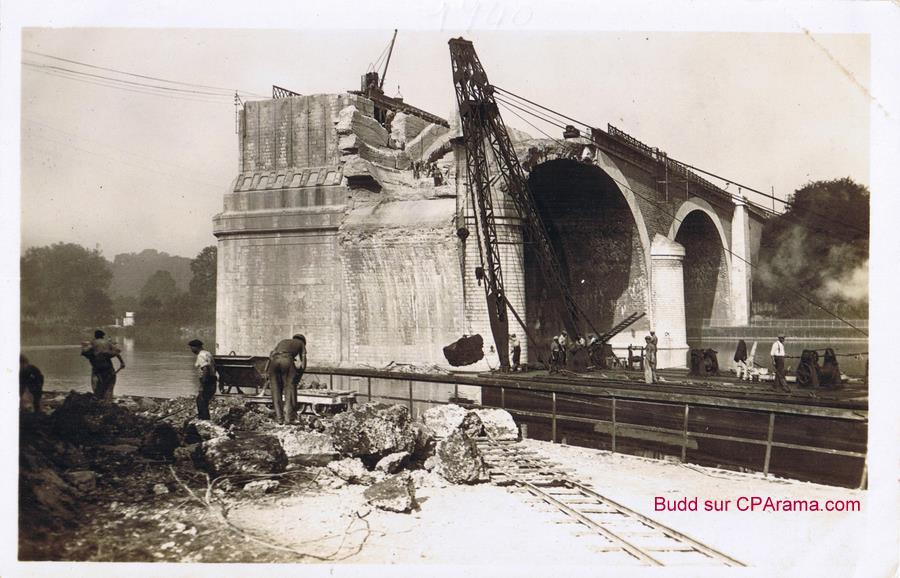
[436,429,486,484]
[329,403,415,464]
[442,334,485,367]
[473,408,519,441]
[192,433,288,478]
[272,428,338,466]
[363,473,417,513]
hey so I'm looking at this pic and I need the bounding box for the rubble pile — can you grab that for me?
[19,391,517,559]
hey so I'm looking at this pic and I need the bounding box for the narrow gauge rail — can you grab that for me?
[477,437,745,567]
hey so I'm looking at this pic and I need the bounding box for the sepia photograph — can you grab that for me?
[3,1,899,577]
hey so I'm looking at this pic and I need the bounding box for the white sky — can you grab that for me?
[19,28,870,259]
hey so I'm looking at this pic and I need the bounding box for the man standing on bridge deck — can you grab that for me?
[188,339,217,420]
[770,335,790,392]
[509,334,521,372]
[644,335,658,384]
[267,334,307,424]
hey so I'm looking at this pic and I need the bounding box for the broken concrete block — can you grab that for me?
[442,334,485,367]
[421,404,468,439]
[459,411,484,438]
[375,451,410,474]
[339,133,359,153]
[192,433,288,478]
[183,418,229,444]
[327,457,377,485]
[364,473,417,513]
[473,408,519,441]
[140,422,180,460]
[272,428,337,466]
[436,430,485,484]
[329,403,415,464]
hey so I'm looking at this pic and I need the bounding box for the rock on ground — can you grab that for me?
[410,421,436,460]
[273,428,337,466]
[410,469,448,489]
[327,458,380,485]
[473,408,519,441]
[52,392,148,443]
[140,422,180,460]
[375,451,410,474]
[436,430,485,484]
[183,419,229,444]
[192,433,288,478]
[363,473,417,513]
[421,404,469,439]
[328,403,415,464]
[243,479,280,494]
[215,405,278,431]
[64,470,97,492]
[459,411,484,438]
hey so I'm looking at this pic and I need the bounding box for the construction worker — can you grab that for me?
[267,334,307,424]
[509,334,521,372]
[19,354,44,414]
[188,339,217,420]
[558,332,569,369]
[549,335,561,374]
[733,339,749,380]
[81,329,125,401]
[770,335,790,392]
[644,335,658,384]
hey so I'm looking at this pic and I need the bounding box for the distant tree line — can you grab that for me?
[752,177,868,319]
[21,243,216,343]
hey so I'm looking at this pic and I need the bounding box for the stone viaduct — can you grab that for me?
[213,92,767,369]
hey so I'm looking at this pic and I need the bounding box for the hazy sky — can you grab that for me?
[20,28,869,259]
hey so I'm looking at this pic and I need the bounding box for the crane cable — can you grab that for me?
[494,85,869,237]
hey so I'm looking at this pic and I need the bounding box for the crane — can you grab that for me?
[449,37,607,371]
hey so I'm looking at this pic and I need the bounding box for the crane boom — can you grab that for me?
[449,37,601,353]
[378,29,398,92]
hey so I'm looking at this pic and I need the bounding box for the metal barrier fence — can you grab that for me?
[701,318,869,329]
[305,366,867,489]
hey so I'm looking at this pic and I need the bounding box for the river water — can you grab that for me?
[22,339,198,399]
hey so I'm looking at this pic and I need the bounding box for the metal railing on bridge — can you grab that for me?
[302,365,867,489]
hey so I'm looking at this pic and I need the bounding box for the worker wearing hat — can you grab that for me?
[770,335,790,392]
[188,339,217,419]
[266,334,307,424]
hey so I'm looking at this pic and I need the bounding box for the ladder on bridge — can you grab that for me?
[597,312,646,343]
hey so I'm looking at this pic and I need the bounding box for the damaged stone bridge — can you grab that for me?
[213,91,767,370]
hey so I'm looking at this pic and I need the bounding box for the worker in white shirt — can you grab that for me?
[770,335,790,392]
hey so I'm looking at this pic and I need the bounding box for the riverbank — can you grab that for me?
[17,391,875,575]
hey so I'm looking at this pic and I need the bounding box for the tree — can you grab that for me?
[189,245,217,323]
[140,270,178,306]
[753,178,869,317]
[20,242,115,326]
[189,246,217,301]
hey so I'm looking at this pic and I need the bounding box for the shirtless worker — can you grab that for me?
[267,334,307,424]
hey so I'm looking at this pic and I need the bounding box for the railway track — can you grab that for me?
[476,437,745,567]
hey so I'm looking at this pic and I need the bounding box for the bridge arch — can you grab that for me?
[668,197,732,332]
[517,143,652,346]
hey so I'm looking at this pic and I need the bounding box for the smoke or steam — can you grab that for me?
[818,259,868,303]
